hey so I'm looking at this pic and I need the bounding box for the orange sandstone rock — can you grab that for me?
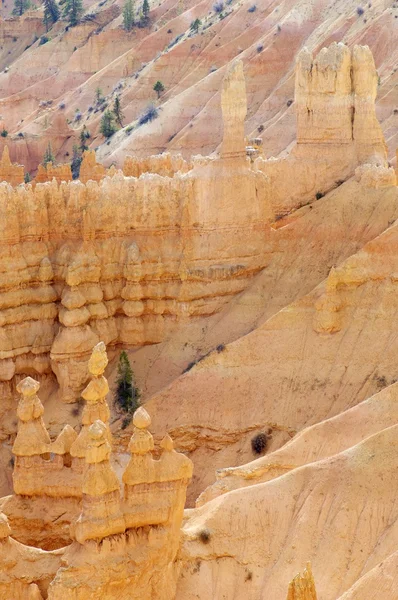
[287,564,317,600]
[0,146,24,186]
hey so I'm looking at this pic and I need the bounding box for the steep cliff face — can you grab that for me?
[0,60,269,407]
[0,162,266,403]
[0,13,397,596]
[0,42,391,416]
[256,42,388,213]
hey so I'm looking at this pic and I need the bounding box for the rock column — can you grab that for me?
[220,60,247,161]
[287,563,318,600]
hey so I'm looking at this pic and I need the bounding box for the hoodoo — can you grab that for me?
[0,0,397,595]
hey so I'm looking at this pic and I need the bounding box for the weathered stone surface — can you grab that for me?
[0,147,24,186]
[256,43,388,214]
[0,341,193,600]
[0,27,397,600]
[0,62,268,402]
[287,564,317,600]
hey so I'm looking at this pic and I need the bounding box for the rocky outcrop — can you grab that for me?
[256,43,389,214]
[123,153,192,178]
[0,60,269,402]
[48,405,192,599]
[0,342,114,549]
[79,150,106,183]
[145,180,398,503]
[287,564,317,600]
[35,162,72,185]
[0,342,193,598]
[0,146,24,186]
[220,60,247,161]
[0,512,63,600]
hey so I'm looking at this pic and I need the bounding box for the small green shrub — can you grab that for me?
[198,528,211,543]
[0,129,8,137]
[138,104,158,125]
[190,18,201,33]
[100,109,117,138]
[251,432,268,455]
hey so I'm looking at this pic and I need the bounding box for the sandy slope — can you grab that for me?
[197,380,398,504]
[138,179,398,502]
[178,424,398,599]
[337,551,398,600]
[1,0,398,170]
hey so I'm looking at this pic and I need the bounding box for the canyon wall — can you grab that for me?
[0,43,393,419]
[0,60,269,406]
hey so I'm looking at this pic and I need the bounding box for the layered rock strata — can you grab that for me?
[0,341,193,599]
[0,342,113,549]
[0,44,391,407]
[49,407,192,599]
[0,60,268,403]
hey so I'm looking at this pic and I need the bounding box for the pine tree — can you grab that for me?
[42,142,55,166]
[70,128,90,179]
[113,95,124,127]
[79,126,90,152]
[95,87,103,103]
[142,0,149,22]
[43,0,60,28]
[114,351,141,413]
[153,80,165,99]
[123,0,134,31]
[190,17,201,33]
[100,109,117,138]
[24,172,31,183]
[63,0,83,26]
[12,0,31,16]
[71,144,82,179]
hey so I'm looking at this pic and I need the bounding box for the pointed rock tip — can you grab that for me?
[88,341,108,376]
[133,406,151,429]
[89,420,107,440]
[160,433,174,451]
[16,376,40,396]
